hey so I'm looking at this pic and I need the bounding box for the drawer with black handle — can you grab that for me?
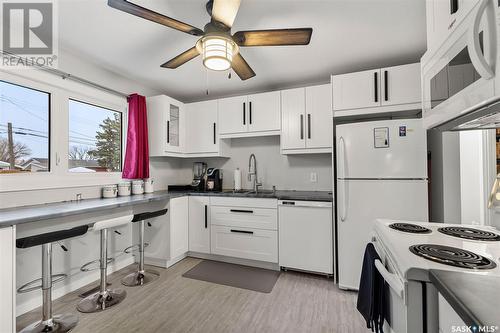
[210,205,277,230]
[210,225,278,263]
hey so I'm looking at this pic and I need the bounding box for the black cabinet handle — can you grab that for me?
[213,123,216,145]
[243,102,246,125]
[204,205,208,229]
[374,72,378,103]
[249,101,252,124]
[300,114,304,139]
[167,120,170,143]
[307,114,311,139]
[450,0,458,14]
[384,70,388,101]
[230,209,254,214]
[230,229,254,235]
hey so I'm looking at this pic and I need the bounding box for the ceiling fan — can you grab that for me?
[107,0,313,80]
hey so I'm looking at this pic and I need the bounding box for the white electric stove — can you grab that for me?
[371,219,500,333]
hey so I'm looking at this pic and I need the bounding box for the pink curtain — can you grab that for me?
[122,93,149,179]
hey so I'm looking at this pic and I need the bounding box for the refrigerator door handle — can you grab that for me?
[339,136,347,222]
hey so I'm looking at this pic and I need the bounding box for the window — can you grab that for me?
[0,81,50,174]
[68,99,122,173]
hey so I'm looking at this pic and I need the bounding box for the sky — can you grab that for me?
[0,80,119,162]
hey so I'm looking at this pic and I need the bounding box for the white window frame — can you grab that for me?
[0,69,128,193]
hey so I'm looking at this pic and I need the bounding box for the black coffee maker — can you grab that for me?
[206,168,222,192]
[191,162,207,191]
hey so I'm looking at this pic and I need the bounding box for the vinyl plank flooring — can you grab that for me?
[16,257,367,333]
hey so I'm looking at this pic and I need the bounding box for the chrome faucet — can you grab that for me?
[248,153,262,193]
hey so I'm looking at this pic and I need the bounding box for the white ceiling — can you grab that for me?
[59,0,427,102]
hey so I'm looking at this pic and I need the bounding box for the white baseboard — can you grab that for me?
[188,252,280,271]
[16,256,135,316]
[144,253,187,269]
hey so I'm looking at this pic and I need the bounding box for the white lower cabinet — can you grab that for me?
[211,226,278,263]
[144,197,188,268]
[210,197,278,263]
[188,196,210,254]
[0,226,15,333]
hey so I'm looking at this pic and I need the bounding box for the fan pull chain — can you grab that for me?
[205,68,209,95]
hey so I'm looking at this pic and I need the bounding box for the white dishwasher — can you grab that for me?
[278,200,333,275]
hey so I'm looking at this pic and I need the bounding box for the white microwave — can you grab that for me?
[421,0,499,129]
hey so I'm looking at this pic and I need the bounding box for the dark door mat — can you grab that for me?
[182,260,280,293]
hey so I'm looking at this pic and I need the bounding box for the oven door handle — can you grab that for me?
[468,0,495,80]
[375,259,405,301]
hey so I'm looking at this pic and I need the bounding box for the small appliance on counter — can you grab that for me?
[191,162,207,191]
[206,168,222,192]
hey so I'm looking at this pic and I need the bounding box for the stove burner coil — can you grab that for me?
[409,244,496,269]
[389,223,432,234]
[438,227,500,241]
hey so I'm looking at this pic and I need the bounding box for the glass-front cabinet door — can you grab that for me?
[165,98,184,153]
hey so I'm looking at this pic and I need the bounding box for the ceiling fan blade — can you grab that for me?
[232,53,255,80]
[108,0,204,36]
[233,28,313,46]
[160,47,200,69]
[211,0,241,28]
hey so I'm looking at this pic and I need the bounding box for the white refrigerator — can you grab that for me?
[335,118,428,290]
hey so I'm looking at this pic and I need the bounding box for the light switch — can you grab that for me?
[310,172,317,183]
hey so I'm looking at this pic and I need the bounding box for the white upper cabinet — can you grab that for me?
[147,95,185,157]
[381,63,421,106]
[281,85,332,154]
[281,88,306,151]
[332,68,380,111]
[218,95,248,135]
[185,100,219,155]
[218,91,280,138]
[247,91,281,133]
[305,84,332,150]
[332,63,421,117]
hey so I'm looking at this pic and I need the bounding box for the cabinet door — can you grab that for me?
[247,91,281,133]
[305,84,332,149]
[218,95,248,135]
[186,100,218,154]
[170,197,189,259]
[165,97,185,153]
[188,196,211,254]
[332,69,380,111]
[0,227,14,333]
[381,63,421,106]
[281,88,306,150]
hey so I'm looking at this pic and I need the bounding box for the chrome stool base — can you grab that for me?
[19,313,78,333]
[121,270,159,287]
[76,289,126,313]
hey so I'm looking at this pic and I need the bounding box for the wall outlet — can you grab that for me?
[310,172,317,183]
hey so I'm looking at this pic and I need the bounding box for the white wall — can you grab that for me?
[181,136,333,191]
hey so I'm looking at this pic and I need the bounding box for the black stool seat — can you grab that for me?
[17,225,89,249]
[132,209,168,222]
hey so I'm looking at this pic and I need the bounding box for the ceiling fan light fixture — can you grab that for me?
[199,36,237,71]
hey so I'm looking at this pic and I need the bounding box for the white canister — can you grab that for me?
[144,178,154,193]
[118,182,131,196]
[102,185,118,198]
[234,168,242,191]
[132,180,144,195]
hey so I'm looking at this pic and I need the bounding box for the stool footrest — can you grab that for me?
[17,274,67,293]
[80,258,114,272]
[123,242,149,254]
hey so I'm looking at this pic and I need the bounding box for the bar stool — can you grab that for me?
[16,225,89,333]
[77,215,133,313]
[121,208,168,287]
